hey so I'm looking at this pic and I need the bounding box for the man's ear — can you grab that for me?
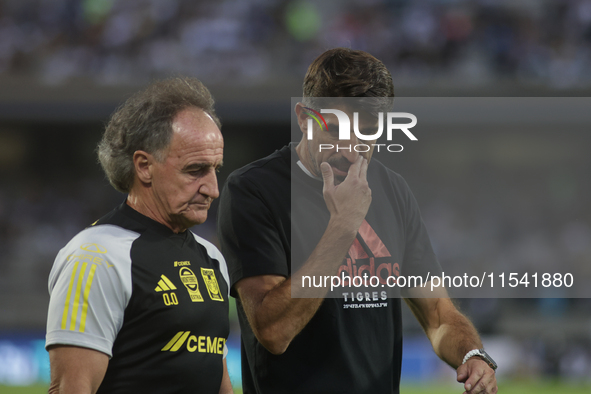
[294,102,309,136]
[133,150,153,184]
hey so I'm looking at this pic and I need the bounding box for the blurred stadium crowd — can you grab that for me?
[1,0,591,87]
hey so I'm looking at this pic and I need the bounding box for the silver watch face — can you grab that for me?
[478,350,498,370]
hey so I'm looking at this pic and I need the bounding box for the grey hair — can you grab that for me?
[97,77,220,193]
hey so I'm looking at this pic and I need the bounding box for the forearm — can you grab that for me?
[242,276,324,354]
[238,156,371,354]
[405,295,484,368]
[240,217,358,354]
[428,310,483,368]
[291,216,358,296]
[48,346,108,394]
[406,295,497,392]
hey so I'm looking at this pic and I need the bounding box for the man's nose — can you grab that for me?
[199,169,220,199]
[336,136,361,163]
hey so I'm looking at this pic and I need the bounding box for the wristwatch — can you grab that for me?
[462,348,497,371]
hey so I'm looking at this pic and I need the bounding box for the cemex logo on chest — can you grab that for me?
[304,107,417,153]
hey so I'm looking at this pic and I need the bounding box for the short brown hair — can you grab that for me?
[303,48,394,101]
[97,76,220,193]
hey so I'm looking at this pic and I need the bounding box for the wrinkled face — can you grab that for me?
[150,107,223,231]
[296,103,379,184]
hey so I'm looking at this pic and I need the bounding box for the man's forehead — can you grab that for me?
[173,107,219,130]
[172,109,222,143]
[174,146,224,170]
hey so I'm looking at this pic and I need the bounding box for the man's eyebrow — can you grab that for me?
[183,161,224,171]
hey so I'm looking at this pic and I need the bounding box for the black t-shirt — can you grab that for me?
[217,144,440,394]
[47,203,230,394]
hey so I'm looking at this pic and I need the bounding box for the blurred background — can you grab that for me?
[0,0,590,392]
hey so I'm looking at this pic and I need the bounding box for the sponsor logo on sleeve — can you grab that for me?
[80,243,107,254]
[69,243,113,268]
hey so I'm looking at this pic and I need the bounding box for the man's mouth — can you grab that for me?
[331,166,349,177]
[327,158,352,177]
[190,200,211,208]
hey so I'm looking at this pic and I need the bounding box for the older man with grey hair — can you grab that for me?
[45,77,233,394]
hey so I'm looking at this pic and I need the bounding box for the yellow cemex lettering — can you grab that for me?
[187,335,225,354]
[162,331,225,354]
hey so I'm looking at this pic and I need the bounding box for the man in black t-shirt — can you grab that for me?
[218,48,498,394]
[46,77,233,394]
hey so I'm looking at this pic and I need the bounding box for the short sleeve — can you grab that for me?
[217,173,289,295]
[45,225,136,357]
[395,175,442,279]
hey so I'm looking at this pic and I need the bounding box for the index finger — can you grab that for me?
[464,367,485,393]
[359,157,368,181]
[347,155,364,178]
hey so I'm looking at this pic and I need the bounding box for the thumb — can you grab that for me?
[321,162,334,189]
[456,364,468,383]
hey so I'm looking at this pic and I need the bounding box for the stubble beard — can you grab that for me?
[307,143,321,178]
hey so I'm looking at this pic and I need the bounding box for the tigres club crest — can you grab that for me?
[200,268,224,301]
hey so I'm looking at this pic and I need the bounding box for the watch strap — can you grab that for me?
[462,348,498,371]
[462,349,483,365]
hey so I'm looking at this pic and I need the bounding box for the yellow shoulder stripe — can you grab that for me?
[61,262,98,332]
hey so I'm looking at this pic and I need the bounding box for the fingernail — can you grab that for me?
[466,383,471,390]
